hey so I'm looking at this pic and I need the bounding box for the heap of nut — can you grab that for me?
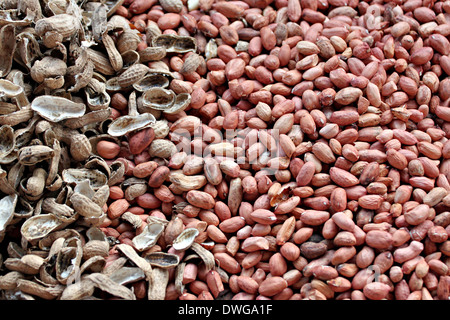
[0,0,449,300]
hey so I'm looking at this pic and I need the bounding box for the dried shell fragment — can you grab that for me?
[14,197,33,220]
[30,56,67,85]
[31,96,86,122]
[0,79,29,108]
[0,9,33,27]
[66,48,94,93]
[145,252,180,268]
[115,243,153,280]
[4,254,44,275]
[121,50,140,71]
[189,242,215,271]
[180,53,201,75]
[18,145,54,166]
[0,150,17,165]
[107,112,156,136]
[86,227,108,242]
[132,222,165,251]
[60,279,95,300]
[70,192,103,218]
[174,262,185,294]
[0,102,17,115]
[20,167,47,201]
[164,93,191,114]
[2,290,35,300]
[20,214,67,242]
[104,76,122,92]
[148,139,177,158]
[14,116,38,148]
[35,14,81,40]
[102,32,123,72]
[0,24,16,77]
[172,227,199,251]
[105,0,126,17]
[85,156,112,179]
[87,273,136,300]
[147,267,169,300]
[132,74,170,92]
[205,38,217,60]
[152,35,197,53]
[64,108,112,130]
[108,90,156,136]
[169,172,207,191]
[0,125,15,159]
[91,185,110,208]
[14,31,42,70]
[16,279,63,300]
[0,271,25,290]
[91,4,108,42]
[38,229,81,251]
[0,194,18,235]
[80,256,106,274]
[0,108,34,126]
[142,87,175,110]
[69,60,94,93]
[73,179,95,199]
[107,160,125,186]
[62,168,108,189]
[85,79,111,111]
[86,48,115,76]
[139,46,167,63]
[118,63,150,88]
[6,162,23,190]
[56,237,82,285]
[117,30,141,54]
[106,14,130,32]
[82,240,109,260]
[109,267,145,285]
[121,211,142,229]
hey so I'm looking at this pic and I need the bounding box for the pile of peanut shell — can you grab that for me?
[0,0,209,300]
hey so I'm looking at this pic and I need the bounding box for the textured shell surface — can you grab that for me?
[20,213,65,242]
[31,95,86,122]
[117,63,150,88]
[142,87,175,110]
[34,14,81,39]
[138,46,166,63]
[86,89,111,111]
[86,226,108,242]
[0,193,18,233]
[172,227,199,251]
[144,252,180,268]
[107,113,156,137]
[30,56,67,83]
[0,24,16,77]
[0,125,15,159]
[56,238,82,284]
[109,267,145,285]
[0,9,34,27]
[62,168,108,189]
[18,145,54,166]
[121,50,140,70]
[164,93,191,114]
[132,74,169,92]
[152,35,197,53]
[0,79,24,98]
[131,222,164,251]
[73,179,96,199]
